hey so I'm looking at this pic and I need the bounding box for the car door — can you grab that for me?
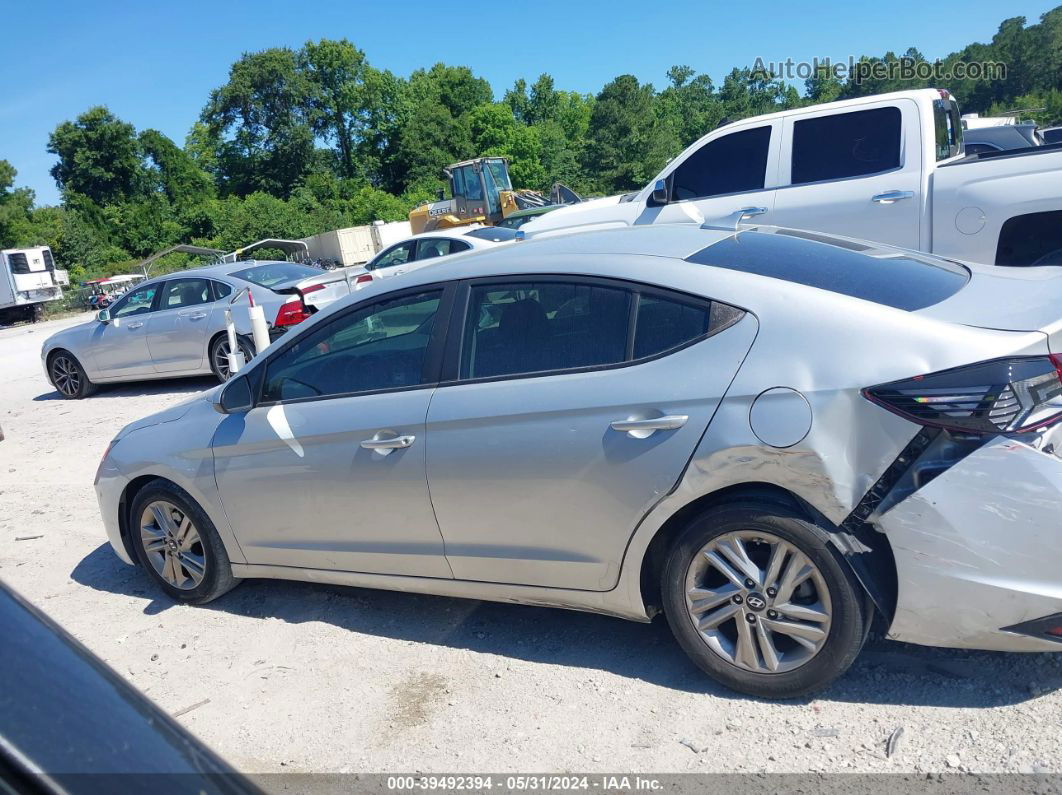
[89,282,160,377]
[425,277,758,591]
[649,122,780,228]
[768,100,922,249]
[366,240,417,280]
[145,277,215,372]
[212,285,455,577]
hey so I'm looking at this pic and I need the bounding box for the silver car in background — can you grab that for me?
[94,225,1062,697]
[41,260,353,398]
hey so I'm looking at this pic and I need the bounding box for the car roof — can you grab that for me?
[144,260,304,282]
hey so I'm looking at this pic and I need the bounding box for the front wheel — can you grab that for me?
[661,502,869,699]
[209,334,255,382]
[49,351,96,399]
[130,479,240,604]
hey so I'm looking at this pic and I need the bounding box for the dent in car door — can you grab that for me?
[425,284,759,591]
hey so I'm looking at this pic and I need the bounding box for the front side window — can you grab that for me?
[111,283,159,318]
[791,106,902,184]
[262,290,442,402]
[461,282,631,379]
[369,242,415,271]
[452,165,483,201]
[671,126,773,201]
[159,278,212,310]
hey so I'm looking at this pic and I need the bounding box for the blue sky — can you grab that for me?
[3,0,1058,205]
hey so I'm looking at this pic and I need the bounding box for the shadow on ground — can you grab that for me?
[35,376,217,401]
[72,542,1061,708]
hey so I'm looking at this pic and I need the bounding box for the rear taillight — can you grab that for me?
[300,283,326,297]
[864,355,1062,435]
[274,296,311,328]
[354,273,373,288]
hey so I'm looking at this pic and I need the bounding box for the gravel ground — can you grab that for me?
[1,314,1060,777]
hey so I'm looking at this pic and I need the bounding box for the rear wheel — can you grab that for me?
[130,479,239,604]
[49,350,96,399]
[209,334,255,382]
[662,502,869,699]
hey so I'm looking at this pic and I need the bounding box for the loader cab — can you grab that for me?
[447,157,511,221]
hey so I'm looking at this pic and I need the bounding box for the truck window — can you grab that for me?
[672,126,772,201]
[791,107,902,184]
[933,99,963,160]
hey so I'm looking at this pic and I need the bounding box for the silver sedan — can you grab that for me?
[94,225,1062,697]
[41,260,353,398]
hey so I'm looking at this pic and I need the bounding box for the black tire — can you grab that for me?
[209,333,255,383]
[129,479,240,604]
[48,350,97,399]
[661,501,869,699]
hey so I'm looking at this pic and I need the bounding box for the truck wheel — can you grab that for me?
[209,334,255,382]
[49,351,97,399]
[661,501,870,699]
[30,304,44,322]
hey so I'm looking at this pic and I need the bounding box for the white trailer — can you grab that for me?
[0,246,68,324]
[300,220,413,267]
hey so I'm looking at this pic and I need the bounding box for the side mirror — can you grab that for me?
[96,309,111,324]
[213,375,253,414]
[651,179,669,205]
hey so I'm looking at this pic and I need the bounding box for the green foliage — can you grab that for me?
[7,8,1058,283]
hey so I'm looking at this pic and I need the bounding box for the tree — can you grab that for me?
[658,65,724,147]
[47,106,144,204]
[468,104,546,189]
[582,75,678,193]
[200,47,316,197]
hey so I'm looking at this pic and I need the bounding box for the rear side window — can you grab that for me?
[688,231,969,311]
[791,107,901,184]
[416,239,469,260]
[459,279,740,381]
[211,281,232,300]
[462,282,630,379]
[633,295,710,359]
[672,126,772,201]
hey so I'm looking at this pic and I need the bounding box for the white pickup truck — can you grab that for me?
[524,88,1062,267]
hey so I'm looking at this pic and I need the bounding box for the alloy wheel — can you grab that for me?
[684,530,832,674]
[213,340,236,380]
[51,355,81,397]
[140,500,207,590]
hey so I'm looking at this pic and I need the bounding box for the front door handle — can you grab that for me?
[736,206,768,219]
[126,321,144,330]
[610,415,688,438]
[360,434,416,455]
[871,190,914,204]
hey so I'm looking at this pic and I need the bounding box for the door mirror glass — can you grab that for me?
[215,375,253,414]
[96,309,111,324]
[651,179,669,205]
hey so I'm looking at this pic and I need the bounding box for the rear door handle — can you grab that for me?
[610,415,688,437]
[871,190,914,204]
[180,311,208,319]
[360,434,416,454]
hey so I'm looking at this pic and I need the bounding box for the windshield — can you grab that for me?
[228,262,322,288]
[485,159,512,191]
[688,229,969,311]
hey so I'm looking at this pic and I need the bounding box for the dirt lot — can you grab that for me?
[1,314,1061,776]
